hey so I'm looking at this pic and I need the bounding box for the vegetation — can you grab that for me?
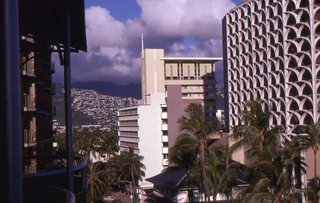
[179,103,217,200]
[54,128,144,203]
[54,99,320,202]
[171,101,320,202]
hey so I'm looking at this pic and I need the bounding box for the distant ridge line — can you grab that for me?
[71,81,141,99]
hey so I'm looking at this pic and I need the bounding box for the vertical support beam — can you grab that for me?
[0,0,22,202]
[64,3,74,193]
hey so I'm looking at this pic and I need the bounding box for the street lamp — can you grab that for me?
[121,181,133,203]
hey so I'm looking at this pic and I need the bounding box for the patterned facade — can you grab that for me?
[223,0,320,134]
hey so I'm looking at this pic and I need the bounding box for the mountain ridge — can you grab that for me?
[53,82,139,127]
[71,81,141,99]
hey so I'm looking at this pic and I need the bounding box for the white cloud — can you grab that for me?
[86,6,127,50]
[137,0,235,38]
[57,1,236,85]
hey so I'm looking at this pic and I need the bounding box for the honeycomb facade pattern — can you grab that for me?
[223,0,320,134]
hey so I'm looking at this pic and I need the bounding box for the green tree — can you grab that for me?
[235,133,310,202]
[231,100,283,155]
[73,129,98,157]
[119,149,145,201]
[87,161,108,203]
[207,145,240,202]
[169,136,201,202]
[95,130,118,160]
[177,103,216,202]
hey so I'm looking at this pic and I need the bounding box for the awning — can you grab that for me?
[19,0,87,51]
[146,167,187,190]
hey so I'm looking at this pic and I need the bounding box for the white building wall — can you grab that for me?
[138,93,166,189]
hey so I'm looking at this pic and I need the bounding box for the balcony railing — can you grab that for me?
[23,185,75,203]
[23,94,36,111]
[23,154,88,203]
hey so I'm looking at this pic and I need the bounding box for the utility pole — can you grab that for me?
[121,180,133,203]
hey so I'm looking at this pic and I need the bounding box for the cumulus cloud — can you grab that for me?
[137,0,235,38]
[54,0,236,86]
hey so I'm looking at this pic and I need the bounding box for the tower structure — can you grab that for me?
[118,49,222,189]
[223,0,320,178]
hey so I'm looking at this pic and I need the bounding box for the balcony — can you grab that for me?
[161,124,168,131]
[162,135,168,142]
[23,94,36,112]
[23,129,36,147]
[162,147,168,154]
[23,185,75,203]
[22,63,35,77]
[23,154,88,203]
[162,159,169,166]
[161,112,167,119]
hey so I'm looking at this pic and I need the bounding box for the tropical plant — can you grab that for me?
[95,130,118,160]
[73,129,98,157]
[106,149,145,201]
[87,161,108,203]
[235,134,310,202]
[176,103,216,202]
[230,100,284,155]
[119,149,145,201]
[169,134,198,170]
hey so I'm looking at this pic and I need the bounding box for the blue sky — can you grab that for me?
[54,0,243,87]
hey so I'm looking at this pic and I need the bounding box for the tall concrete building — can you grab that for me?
[118,49,222,189]
[223,0,320,178]
[1,0,88,201]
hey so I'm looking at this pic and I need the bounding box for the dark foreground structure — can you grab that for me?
[1,0,87,202]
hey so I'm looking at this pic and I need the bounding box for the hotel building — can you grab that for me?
[223,0,320,179]
[118,49,222,188]
[1,0,88,202]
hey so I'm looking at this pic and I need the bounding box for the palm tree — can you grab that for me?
[87,161,108,203]
[73,129,97,157]
[177,103,216,202]
[231,100,284,155]
[169,134,198,170]
[95,130,118,160]
[118,149,145,201]
[235,136,310,203]
[206,149,223,202]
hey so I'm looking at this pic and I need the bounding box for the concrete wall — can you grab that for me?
[166,85,202,149]
[139,93,165,188]
[305,148,320,180]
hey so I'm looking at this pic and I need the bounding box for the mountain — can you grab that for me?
[53,84,138,127]
[72,81,141,99]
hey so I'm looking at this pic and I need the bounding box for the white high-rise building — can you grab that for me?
[223,0,320,179]
[118,49,222,189]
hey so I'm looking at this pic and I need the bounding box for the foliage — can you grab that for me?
[104,149,145,201]
[170,100,319,202]
[95,129,119,160]
[230,100,284,154]
[171,103,216,201]
[87,161,108,203]
[71,128,118,162]
[230,101,313,202]
[206,145,241,201]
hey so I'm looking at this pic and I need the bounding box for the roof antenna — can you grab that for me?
[141,33,144,59]
[141,33,146,104]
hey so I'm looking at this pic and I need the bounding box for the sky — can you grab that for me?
[53,0,242,87]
